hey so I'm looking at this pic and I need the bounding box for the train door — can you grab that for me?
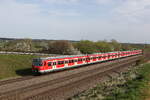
[82,57,86,64]
[105,54,108,60]
[102,54,105,60]
[47,61,53,70]
[77,58,83,65]
[74,58,78,65]
[52,61,57,69]
[97,56,100,61]
[96,56,99,62]
[68,59,75,67]
[109,53,112,59]
[113,53,116,59]
[116,53,118,58]
[107,53,110,60]
[89,56,93,63]
[86,57,90,63]
[118,52,120,58]
[93,56,97,62]
[64,59,69,67]
[100,55,103,61]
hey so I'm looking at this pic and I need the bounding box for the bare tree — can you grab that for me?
[47,40,80,55]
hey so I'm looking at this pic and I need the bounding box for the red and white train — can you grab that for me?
[32,50,142,74]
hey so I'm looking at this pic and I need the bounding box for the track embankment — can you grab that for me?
[0,55,142,100]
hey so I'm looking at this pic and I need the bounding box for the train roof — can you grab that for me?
[39,52,117,60]
[40,54,86,60]
[34,50,140,61]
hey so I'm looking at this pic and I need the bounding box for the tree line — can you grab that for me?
[0,39,147,55]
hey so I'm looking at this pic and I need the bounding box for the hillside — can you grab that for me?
[0,54,38,79]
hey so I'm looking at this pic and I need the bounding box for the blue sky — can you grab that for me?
[0,0,150,43]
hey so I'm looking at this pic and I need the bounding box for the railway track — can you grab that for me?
[0,61,113,86]
[0,56,125,86]
[0,76,35,86]
[25,58,139,100]
[0,55,141,100]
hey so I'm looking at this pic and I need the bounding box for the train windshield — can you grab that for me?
[32,58,43,66]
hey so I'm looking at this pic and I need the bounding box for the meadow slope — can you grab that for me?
[0,54,38,79]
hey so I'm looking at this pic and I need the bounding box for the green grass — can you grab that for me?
[104,63,150,100]
[71,63,150,100]
[0,54,39,79]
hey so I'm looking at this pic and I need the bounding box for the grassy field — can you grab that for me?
[72,63,150,100]
[0,54,39,79]
[104,63,150,100]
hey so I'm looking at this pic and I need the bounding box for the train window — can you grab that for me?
[86,58,90,60]
[69,60,73,63]
[62,61,64,64]
[93,57,96,59]
[58,61,64,65]
[69,60,71,63]
[78,59,81,61]
[58,61,61,65]
[72,60,74,63]
[48,62,52,66]
[65,61,68,64]
[75,60,78,62]
[53,62,56,65]
[44,62,46,66]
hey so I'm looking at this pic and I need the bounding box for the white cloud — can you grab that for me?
[42,0,80,4]
[0,0,82,39]
[0,0,41,17]
[0,0,150,43]
[0,0,44,33]
[48,10,80,16]
[96,0,113,4]
[113,0,150,23]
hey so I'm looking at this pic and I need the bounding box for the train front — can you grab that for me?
[32,58,44,74]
